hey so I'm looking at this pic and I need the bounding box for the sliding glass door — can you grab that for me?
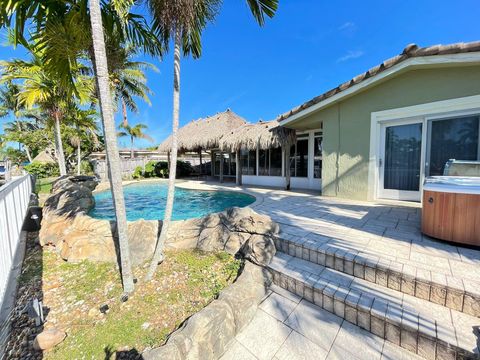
[379,121,424,201]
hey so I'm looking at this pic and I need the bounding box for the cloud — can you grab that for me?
[337,50,365,62]
[338,22,355,31]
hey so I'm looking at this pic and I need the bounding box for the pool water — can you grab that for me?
[89,182,256,221]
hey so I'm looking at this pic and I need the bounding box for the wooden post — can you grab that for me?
[210,151,214,177]
[167,151,171,168]
[219,151,224,183]
[198,148,203,175]
[236,150,242,186]
[285,144,291,190]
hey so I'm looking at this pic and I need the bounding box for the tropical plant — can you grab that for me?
[88,0,135,294]
[145,0,279,280]
[24,161,60,178]
[117,122,154,158]
[0,48,93,176]
[109,44,157,127]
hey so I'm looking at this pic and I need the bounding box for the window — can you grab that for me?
[240,149,256,175]
[290,135,309,177]
[270,147,282,176]
[258,148,282,176]
[428,115,480,176]
[314,132,322,178]
[259,149,268,175]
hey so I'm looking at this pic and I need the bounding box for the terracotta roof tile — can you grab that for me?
[277,41,480,122]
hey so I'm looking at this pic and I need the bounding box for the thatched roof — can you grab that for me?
[158,109,247,152]
[32,149,56,163]
[220,120,296,152]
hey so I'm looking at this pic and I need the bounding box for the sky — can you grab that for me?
[1,0,479,149]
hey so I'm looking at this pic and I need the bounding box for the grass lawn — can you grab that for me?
[19,235,241,359]
[35,177,56,194]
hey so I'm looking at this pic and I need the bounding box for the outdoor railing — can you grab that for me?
[0,174,34,310]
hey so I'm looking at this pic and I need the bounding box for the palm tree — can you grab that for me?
[118,123,154,158]
[145,0,279,280]
[0,51,92,176]
[67,107,100,175]
[109,45,157,127]
[88,0,135,294]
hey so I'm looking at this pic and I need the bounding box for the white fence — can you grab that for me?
[0,175,33,309]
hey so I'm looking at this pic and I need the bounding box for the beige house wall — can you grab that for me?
[288,65,480,200]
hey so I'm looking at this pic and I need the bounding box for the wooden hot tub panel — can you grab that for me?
[422,190,480,246]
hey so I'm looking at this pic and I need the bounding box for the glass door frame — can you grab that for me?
[378,117,427,201]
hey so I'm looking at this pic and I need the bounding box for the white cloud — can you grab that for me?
[338,22,356,31]
[337,50,365,62]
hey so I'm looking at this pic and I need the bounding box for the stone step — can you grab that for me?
[273,235,480,317]
[268,253,480,360]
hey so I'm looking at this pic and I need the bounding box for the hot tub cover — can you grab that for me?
[423,176,480,194]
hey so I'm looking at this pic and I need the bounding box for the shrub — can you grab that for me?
[176,160,194,178]
[24,161,60,178]
[132,166,143,179]
[144,160,157,178]
[80,160,94,175]
[154,160,194,178]
[154,161,169,178]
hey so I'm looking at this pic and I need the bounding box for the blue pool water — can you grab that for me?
[89,182,256,221]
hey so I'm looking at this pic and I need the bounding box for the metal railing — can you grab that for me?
[0,174,33,309]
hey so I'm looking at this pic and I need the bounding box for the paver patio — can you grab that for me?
[177,181,480,359]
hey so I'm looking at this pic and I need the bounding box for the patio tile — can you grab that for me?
[236,310,292,360]
[259,291,298,322]
[275,330,328,360]
[285,300,343,351]
[327,321,383,360]
[220,339,257,360]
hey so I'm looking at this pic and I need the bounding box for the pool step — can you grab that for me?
[268,253,480,360]
[273,236,480,317]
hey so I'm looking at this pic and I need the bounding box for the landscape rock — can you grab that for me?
[32,329,66,351]
[40,177,278,267]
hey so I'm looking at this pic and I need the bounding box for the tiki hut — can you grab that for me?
[219,120,296,188]
[158,109,246,175]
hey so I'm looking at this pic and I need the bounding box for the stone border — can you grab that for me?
[142,261,272,360]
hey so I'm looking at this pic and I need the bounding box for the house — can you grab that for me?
[277,41,480,201]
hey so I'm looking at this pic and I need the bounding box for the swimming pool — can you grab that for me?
[89,182,256,221]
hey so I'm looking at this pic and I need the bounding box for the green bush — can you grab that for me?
[153,160,193,178]
[81,160,94,175]
[24,161,60,178]
[144,160,157,178]
[154,161,169,178]
[176,160,194,178]
[132,166,143,179]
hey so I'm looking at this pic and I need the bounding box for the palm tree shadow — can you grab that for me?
[104,345,144,359]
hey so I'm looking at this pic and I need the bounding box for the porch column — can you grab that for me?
[219,151,224,183]
[198,148,203,175]
[284,144,291,190]
[236,150,242,186]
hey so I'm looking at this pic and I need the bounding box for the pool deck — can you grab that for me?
[177,180,480,360]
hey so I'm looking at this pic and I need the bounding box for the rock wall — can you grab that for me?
[40,177,278,266]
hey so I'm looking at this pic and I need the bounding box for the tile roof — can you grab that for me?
[277,41,480,122]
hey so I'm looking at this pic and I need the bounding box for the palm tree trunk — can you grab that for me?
[77,142,81,176]
[122,98,128,127]
[53,112,67,176]
[131,136,134,159]
[25,145,33,163]
[146,28,181,280]
[89,0,134,293]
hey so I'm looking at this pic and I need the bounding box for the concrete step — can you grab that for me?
[268,253,480,360]
[273,236,480,317]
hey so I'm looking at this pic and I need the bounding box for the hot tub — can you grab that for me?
[422,176,480,246]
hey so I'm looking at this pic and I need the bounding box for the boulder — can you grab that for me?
[32,329,66,351]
